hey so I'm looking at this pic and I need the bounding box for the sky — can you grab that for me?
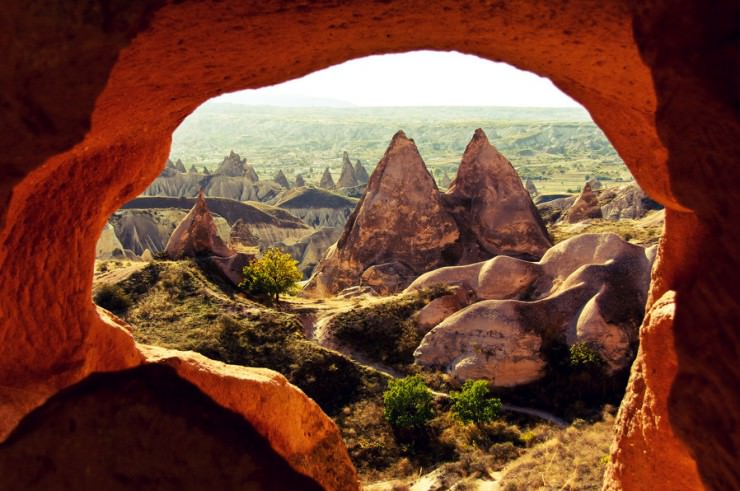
[213,50,579,108]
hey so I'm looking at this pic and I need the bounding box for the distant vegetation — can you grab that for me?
[169,103,630,195]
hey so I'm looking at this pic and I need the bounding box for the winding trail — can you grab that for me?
[288,297,569,429]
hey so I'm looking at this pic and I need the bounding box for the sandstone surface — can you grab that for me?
[337,152,358,188]
[319,167,336,189]
[164,192,235,259]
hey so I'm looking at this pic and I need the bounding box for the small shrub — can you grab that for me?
[239,248,302,302]
[569,342,605,370]
[450,380,502,425]
[383,376,434,429]
[93,284,132,313]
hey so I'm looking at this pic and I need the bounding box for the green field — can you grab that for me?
[171,103,632,194]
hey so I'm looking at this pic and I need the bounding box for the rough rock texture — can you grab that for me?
[274,169,290,188]
[307,129,549,296]
[214,150,248,177]
[337,152,358,188]
[414,286,471,335]
[354,160,369,184]
[599,183,662,220]
[562,183,603,223]
[0,364,324,491]
[2,1,737,489]
[412,234,653,383]
[164,192,235,259]
[319,167,336,189]
[444,128,551,261]
[305,131,460,296]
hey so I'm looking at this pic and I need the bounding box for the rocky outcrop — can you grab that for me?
[276,227,344,277]
[319,167,335,190]
[203,176,281,202]
[438,172,452,189]
[122,196,311,250]
[188,164,199,174]
[305,131,460,296]
[443,128,551,262]
[525,178,538,196]
[274,169,290,188]
[229,218,260,249]
[337,152,358,188]
[306,129,549,296]
[164,192,234,259]
[202,166,210,175]
[294,174,305,187]
[542,183,663,225]
[214,150,247,177]
[174,159,186,173]
[412,233,653,385]
[561,183,603,223]
[273,187,358,228]
[0,364,325,490]
[108,208,230,256]
[354,160,369,184]
[586,177,603,190]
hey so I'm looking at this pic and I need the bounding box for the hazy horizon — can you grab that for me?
[213,51,580,108]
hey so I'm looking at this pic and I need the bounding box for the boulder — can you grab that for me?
[412,233,653,384]
[413,286,471,335]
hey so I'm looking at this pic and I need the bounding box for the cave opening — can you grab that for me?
[4,2,732,489]
[92,50,662,487]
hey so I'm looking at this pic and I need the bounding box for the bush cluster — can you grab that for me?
[239,248,302,302]
[450,379,502,425]
[93,284,132,313]
[383,375,435,429]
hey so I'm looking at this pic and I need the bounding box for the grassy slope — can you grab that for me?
[94,259,617,487]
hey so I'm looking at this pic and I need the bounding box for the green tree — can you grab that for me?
[450,379,502,424]
[568,342,604,370]
[383,375,434,429]
[239,248,302,302]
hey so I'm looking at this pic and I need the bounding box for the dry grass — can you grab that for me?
[548,211,663,247]
[499,412,615,490]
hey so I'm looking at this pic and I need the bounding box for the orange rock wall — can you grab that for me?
[0,0,737,489]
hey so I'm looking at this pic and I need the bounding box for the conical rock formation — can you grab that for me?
[214,151,246,177]
[305,131,459,296]
[525,177,538,196]
[562,182,602,223]
[294,174,306,187]
[174,159,187,173]
[274,169,290,188]
[164,191,234,259]
[319,168,335,189]
[354,160,369,184]
[444,128,551,261]
[188,164,199,174]
[336,152,358,188]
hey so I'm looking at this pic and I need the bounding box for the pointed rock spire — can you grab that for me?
[319,168,335,189]
[214,151,246,177]
[525,177,538,196]
[336,152,358,188]
[202,166,210,175]
[305,130,459,296]
[164,191,234,259]
[445,128,551,259]
[174,159,187,173]
[294,174,306,187]
[274,169,290,188]
[245,163,259,182]
[188,164,199,174]
[562,182,602,223]
[354,160,369,184]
